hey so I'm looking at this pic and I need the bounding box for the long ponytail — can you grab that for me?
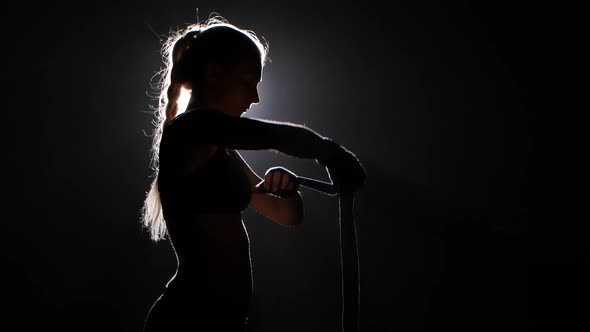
[140,24,198,241]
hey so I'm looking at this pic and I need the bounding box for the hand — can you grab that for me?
[257,166,300,198]
[317,142,366,193]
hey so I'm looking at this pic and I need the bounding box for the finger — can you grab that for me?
[272,171,282,193]
[286,181,296,194]
[280,173,291,193]
[264,173,273,192]
[265,171,274,193]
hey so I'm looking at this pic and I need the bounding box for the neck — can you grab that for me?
[186,94,232,116]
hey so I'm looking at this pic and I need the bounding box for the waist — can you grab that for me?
[167,261,253,303]
[166,213,252,275]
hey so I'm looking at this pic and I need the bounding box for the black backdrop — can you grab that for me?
[3,1,585,331]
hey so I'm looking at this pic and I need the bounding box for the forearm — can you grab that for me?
[250,190,304,226]
[271,122,338,161]
[279,192,304,225]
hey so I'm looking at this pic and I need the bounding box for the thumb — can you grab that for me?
[253,179,266,193]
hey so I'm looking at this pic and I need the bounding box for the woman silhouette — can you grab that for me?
[141,14,365,332]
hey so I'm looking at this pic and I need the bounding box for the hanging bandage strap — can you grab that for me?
[296,177,360,332]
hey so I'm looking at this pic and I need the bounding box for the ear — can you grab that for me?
[203,63,224,81]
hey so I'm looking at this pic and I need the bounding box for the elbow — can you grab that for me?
[284,207,304,226]
[273,192,304,226]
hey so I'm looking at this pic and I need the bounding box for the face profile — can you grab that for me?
[198,60,262,117]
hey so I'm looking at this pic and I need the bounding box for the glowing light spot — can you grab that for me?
[176,87,192,115]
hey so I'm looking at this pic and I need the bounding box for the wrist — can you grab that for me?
[317,138,342,166]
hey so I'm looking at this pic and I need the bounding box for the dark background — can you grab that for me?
[3,1,585,331]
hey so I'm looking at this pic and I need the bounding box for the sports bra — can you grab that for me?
[157,111,253,217]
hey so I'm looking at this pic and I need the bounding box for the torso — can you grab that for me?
[157,118,254,304]
[165,212,253,303]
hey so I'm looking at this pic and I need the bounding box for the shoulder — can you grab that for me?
[164,109,233,135]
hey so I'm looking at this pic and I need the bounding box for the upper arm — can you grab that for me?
[159,127,218,179]
[172,110,282,151]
